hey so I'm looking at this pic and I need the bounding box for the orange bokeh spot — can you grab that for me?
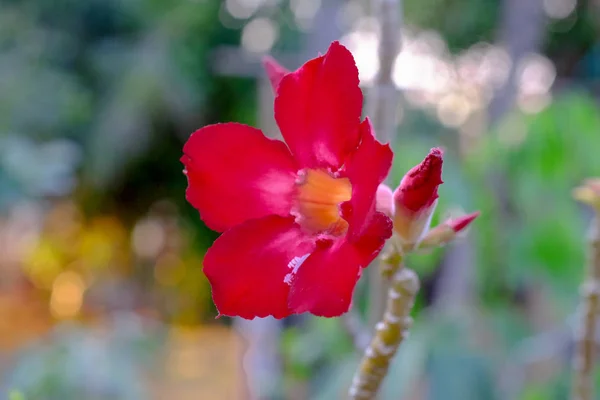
[295,169,352,235]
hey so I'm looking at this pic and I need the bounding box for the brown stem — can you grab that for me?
[572,215,600,400]
[349,262,420,399]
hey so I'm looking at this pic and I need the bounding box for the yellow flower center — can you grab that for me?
[295,169,352,235]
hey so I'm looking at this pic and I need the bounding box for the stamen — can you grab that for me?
[294,169,352,235]
[284,253,310,285]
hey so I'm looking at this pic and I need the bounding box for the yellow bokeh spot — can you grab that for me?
[50,271,86,319]
[79,216,128,271]
[24,241,63,289]
[154,254,186,286]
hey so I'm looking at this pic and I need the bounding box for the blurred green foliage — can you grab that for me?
[470,93,600,299]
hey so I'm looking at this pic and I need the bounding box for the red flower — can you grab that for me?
[181,42,393,319]
[392,148,444,245]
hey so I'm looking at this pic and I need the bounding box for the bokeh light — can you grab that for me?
[241,17,279,53]
[50,271,86,319]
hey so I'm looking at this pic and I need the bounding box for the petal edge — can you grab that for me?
[274,41,363,170]
[182,123,298,232]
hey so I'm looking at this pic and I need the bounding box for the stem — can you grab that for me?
[349,262,420,399]
[367,0,402,330]
[572,214,600,400]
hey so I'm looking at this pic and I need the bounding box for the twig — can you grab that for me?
[349,261,420,399]
[572,214,600,400]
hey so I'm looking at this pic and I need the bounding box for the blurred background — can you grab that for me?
[0,0,599,399]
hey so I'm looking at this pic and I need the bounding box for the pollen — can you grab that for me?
[295,169,352,235]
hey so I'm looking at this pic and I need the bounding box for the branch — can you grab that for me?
[487,0,545,125]
[349,262,420,399]
[572,215,600,400]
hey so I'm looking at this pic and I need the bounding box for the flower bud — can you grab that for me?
[448,211,480,233]
[375,184,395,217]
[392,148,443,245]
[419,211,480,249]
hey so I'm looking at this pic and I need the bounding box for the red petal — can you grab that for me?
[448,211,480,232]
[203,216,315,319]
[287,240,361,317]
[274,41,363,170]
[393,148,444,214]
[262,55,289,93]
[351,211,393,267]
[288,213,391,317]
[182,123,298,232]
[343,118,393,241]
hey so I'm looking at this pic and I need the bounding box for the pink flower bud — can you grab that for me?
[375,184,395,217]
[448,211,480,233]
[394,148,443,212]
[392,148,444,245]
[419,211,480,249]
